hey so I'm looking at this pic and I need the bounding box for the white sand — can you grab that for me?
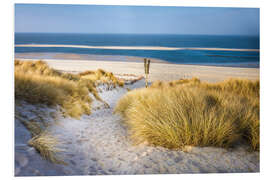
[16,44,259,52]
[15,80,259,175]
[15,58,260,176]
[15,53,168,63]
[19,58,259,83]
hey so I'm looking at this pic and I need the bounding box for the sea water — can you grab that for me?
[15,33,259,68]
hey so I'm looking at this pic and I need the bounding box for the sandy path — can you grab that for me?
[50,80,259,175]
[15,79,258,176]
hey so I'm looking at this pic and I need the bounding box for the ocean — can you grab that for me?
[14,33,260,68]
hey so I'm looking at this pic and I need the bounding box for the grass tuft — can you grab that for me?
[16,113,66,164]
[115,78,259,151]
[20,120,43,137]
[28,132,67,164]
[15,71,91,118]
[79,68,124,88]
[15,60,126,164]
[15,60,124,118]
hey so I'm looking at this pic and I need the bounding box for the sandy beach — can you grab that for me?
[15,53,168,64]
[16,57,259,83]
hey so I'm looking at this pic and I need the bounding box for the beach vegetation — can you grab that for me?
[79,68,124,88]
[15,59,126,164]
[114,78,259,151]
[15,113,65,164]
[28,132,66,164]
[15,60,125,118]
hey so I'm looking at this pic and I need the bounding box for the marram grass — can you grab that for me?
[15,71,92,118]
[79,69,124,88]
[16,114,65,164]
[15,60,125,164]
[114,78,259,151]
[28,132,67,164]
[15,60,124,118]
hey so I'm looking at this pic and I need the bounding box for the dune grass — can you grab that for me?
[15,60,124,118]
[20,119,43,137]
[28,132,66,164]
[79,69,124,88]
[15,59,126,164]
[114,78,259,151]
[15,71,92,118]
[15,113,65,164]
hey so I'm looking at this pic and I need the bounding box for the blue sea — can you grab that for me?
[15,33,260,68]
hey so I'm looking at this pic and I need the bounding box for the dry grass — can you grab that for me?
[15,113,65,164]
[20,120,43,137]
[28,132,66,164]
[15,60,126,164]
[150,77,201,88]
[114,78,259,151]
[15,113,67,165]
[15,71,92,118]
[15,60,124,118]
[79,69,124,88]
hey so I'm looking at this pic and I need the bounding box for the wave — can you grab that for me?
[15,44,260,52]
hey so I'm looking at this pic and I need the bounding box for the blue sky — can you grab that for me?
[15,4,259,35]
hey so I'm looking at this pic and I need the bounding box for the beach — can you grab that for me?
[15,54,259,83]
[14,4,261,176]
[14,56,260,175]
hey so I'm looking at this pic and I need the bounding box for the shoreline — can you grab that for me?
[15,52,259,68]
[15,57,260,83]
[15,53,169,64]
[15,44,260,52]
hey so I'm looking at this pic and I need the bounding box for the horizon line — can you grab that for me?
[14,32,260,36]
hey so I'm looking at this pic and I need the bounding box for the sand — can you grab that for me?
[17,58,259,83]
[14,57,260,176]
[15,80,259,176]
[15,53,168,63]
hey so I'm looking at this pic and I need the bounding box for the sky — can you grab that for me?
[15,4,260,36]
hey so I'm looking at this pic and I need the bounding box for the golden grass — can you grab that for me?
[15,71,92,118]
[15,60,126,164]
[20,120,43,137]
[79,69,124,88]
[15,113,65,164]
[114,78,259,151]
[28,132,66,164]
[15,60,124,118]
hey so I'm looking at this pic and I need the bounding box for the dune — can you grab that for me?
[15,58,259,176]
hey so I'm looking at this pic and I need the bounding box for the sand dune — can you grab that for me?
[15,58,260,175]
[15,80,259,175]
[15,44,260,52]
